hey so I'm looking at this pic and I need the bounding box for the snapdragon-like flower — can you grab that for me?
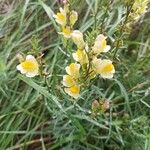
[71,30,85,49]
[65,63,80,78]
[72,49,88,65]
[53,7,67,26]
[92,34,111,55]
[60,26,72,38]
[16,55,39,77]
[92,58,115,79]
[63,63,80,99]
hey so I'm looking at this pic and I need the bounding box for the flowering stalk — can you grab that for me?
[113,3,134,59]
[53,1,116,99]
[113,0,149,58]
[53,2,78,39]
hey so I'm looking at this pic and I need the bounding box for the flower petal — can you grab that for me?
[59,26,72,38]
[64,85,80,99]
[92,34,110,55]
[103,45,111,52]
[63,75,75,87]
[16,64,27,74]
[65,63,80,78]
[72,49,88,65]
[25,70,38,77]
[92,58,115,79]
[53,7,66,26]
[100,73,114,79]
[26,55,35,60]
[70,10,78,26]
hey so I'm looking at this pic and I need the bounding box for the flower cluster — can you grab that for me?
[122,0,149,34]
[16,2,115,100]
[53,4,78,38]
[64,33,115,99]
[63,63,80,99]
[132,0,149,20]
[54,2,115,99]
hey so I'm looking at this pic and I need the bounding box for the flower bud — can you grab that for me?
[101,100,110,111]
[70,10,78,26]
[16,53,24,63]
[71,30,85,49]
[92,100,100,112]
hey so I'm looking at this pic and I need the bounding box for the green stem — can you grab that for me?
[113,1,135,59]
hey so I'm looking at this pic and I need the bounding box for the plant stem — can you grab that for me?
[113,1,135,59]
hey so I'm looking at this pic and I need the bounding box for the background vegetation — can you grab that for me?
[0,0,150,149]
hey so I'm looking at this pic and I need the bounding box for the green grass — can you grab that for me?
[0,0,150,149]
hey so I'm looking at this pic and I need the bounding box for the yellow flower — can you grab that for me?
[63,74,80,99]
[70,10,78,26]
[16,55,39,77]
[60,26,72,38]
[53,7,66,26]
[72,49,88,65]
[63,63,80,99]
[63,75,75,87]
[71,30,85,49]
[64,85,80,99]
[65,63,80,78]
[92,58,115,79]
[92,34,111,55]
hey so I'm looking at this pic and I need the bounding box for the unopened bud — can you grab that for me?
[100,100,110,112]
[71,30,85,49]
[92,100,100,112]
[70,10,78,26]
[16,53,24,62]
